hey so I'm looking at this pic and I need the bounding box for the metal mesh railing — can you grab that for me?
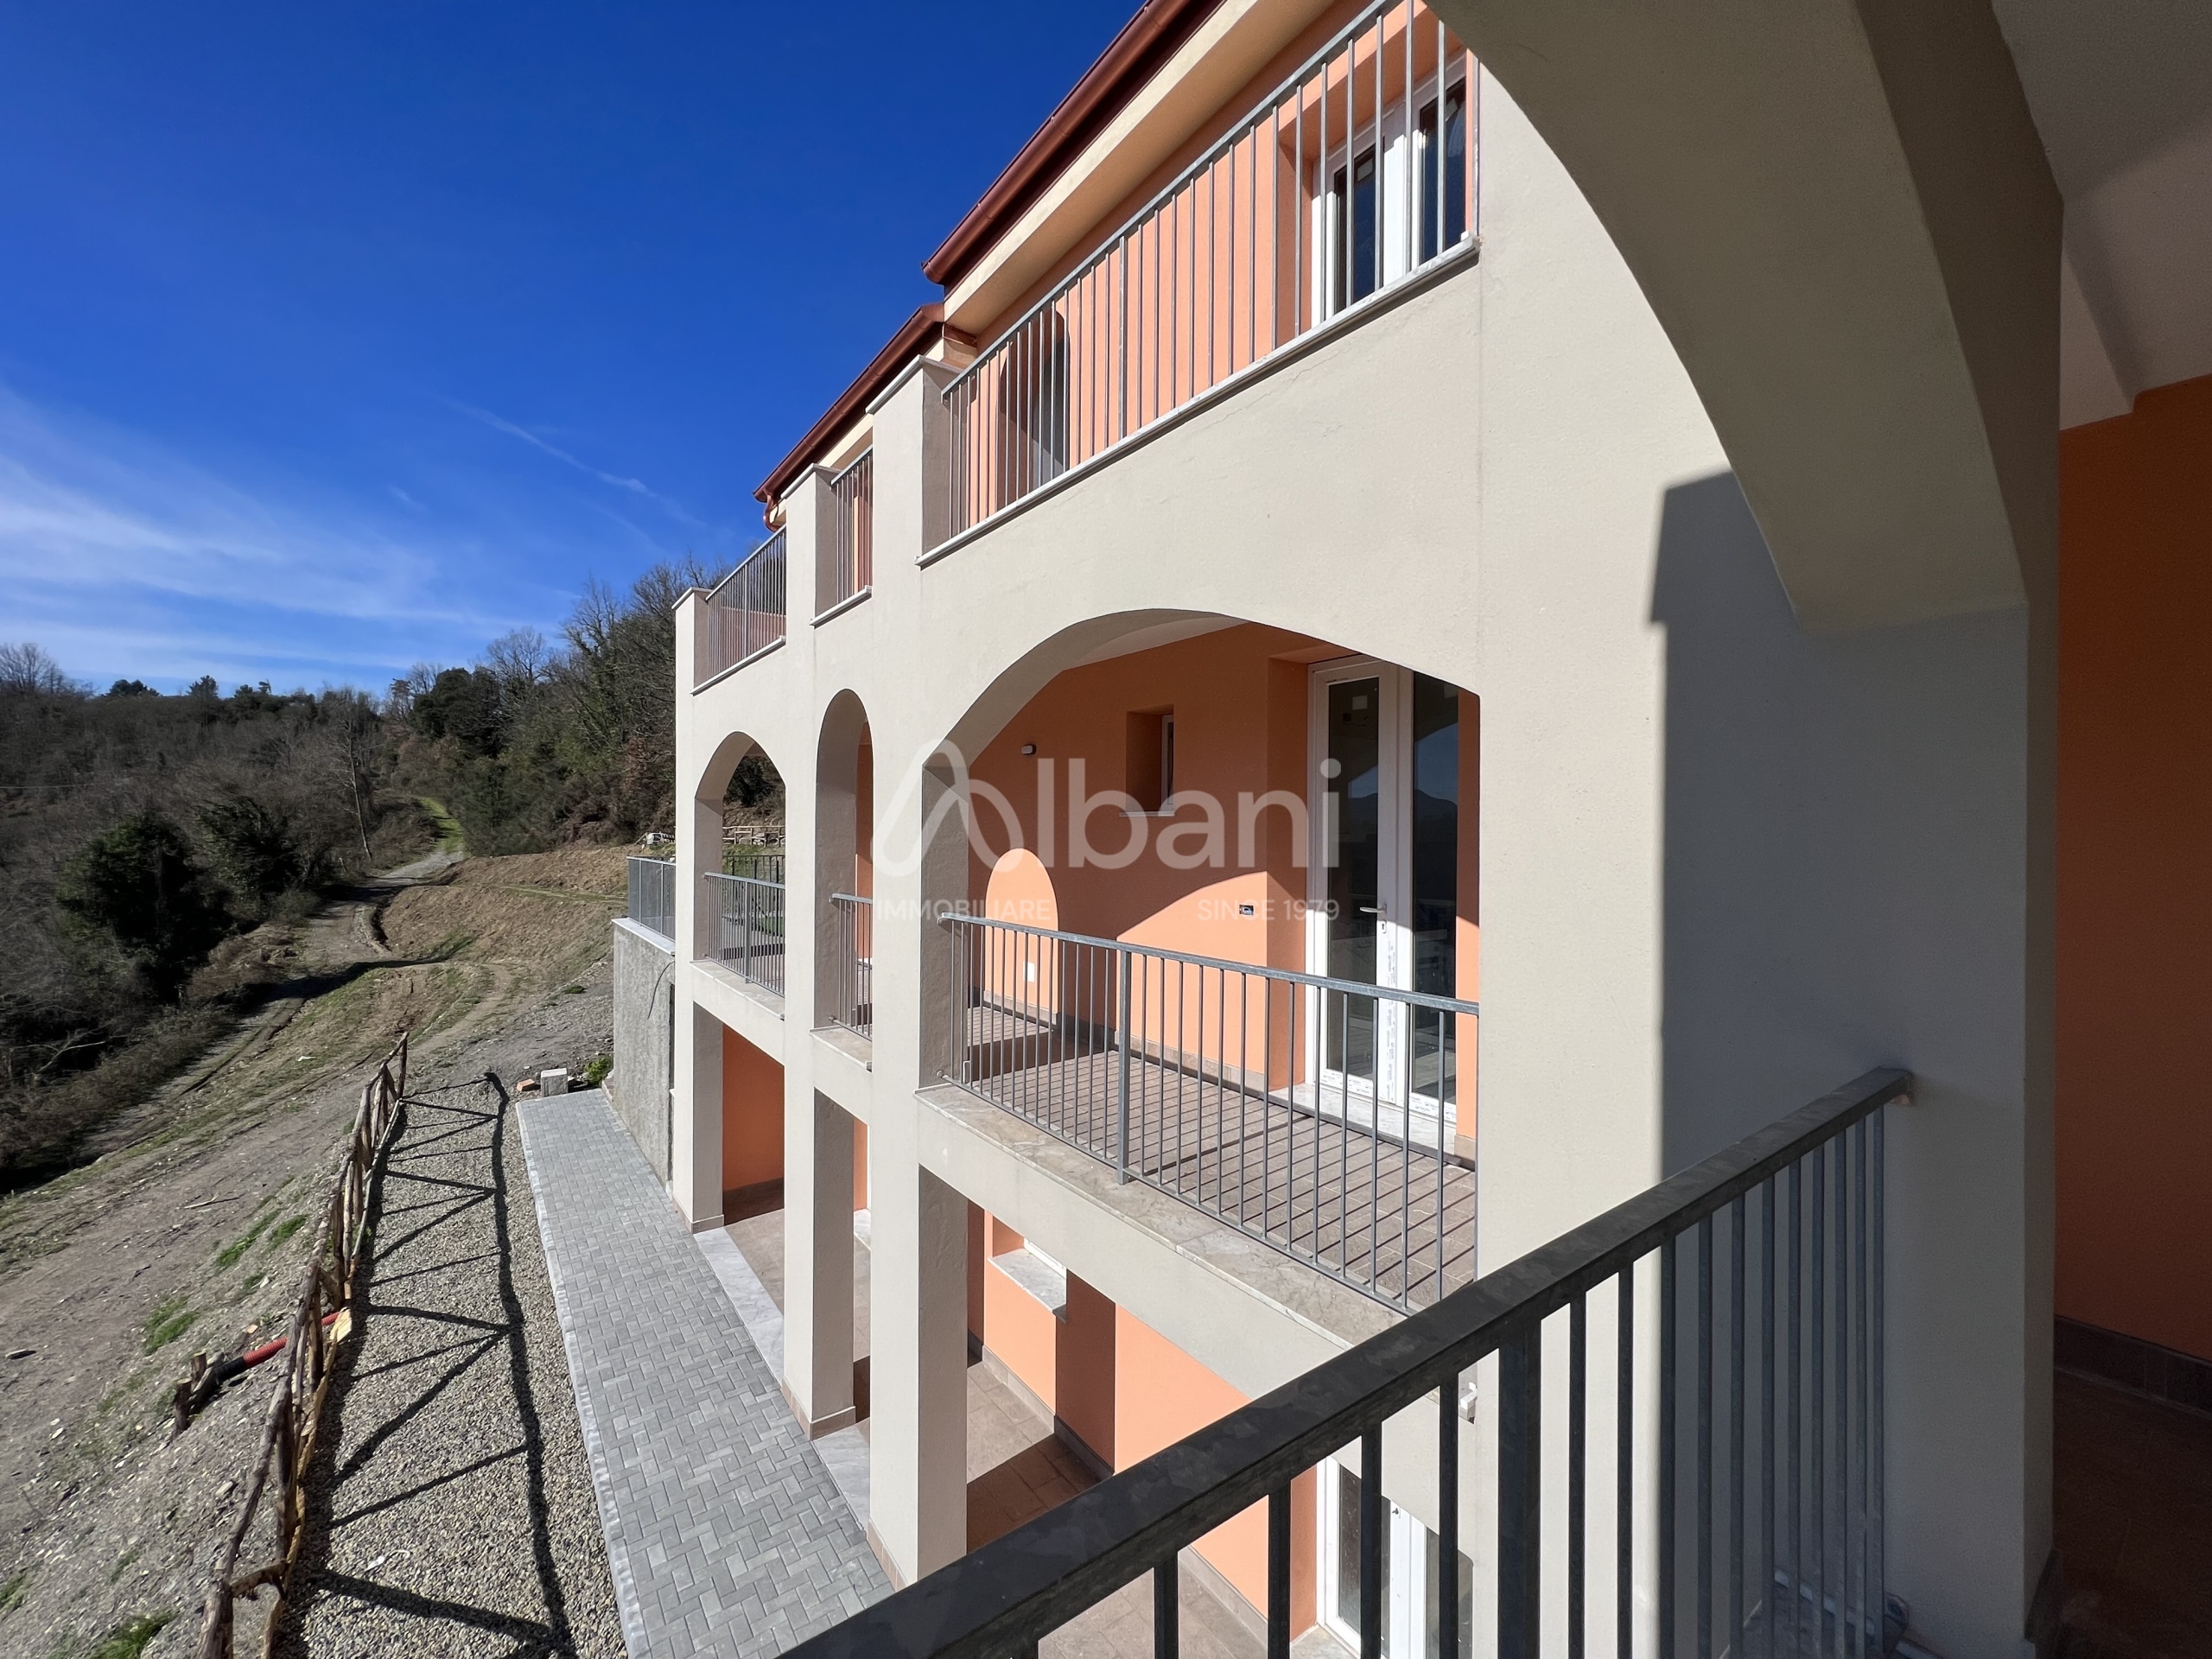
[946,0,1477,536]
[626,855,675,941]
[697,531,786,683]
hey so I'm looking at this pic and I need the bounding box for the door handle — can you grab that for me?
[1359,905,1383,917]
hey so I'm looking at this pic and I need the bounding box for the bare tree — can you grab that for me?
[0,642,75,696]
[484,626,552,691]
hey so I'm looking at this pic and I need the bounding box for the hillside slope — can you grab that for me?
[0,846,626,1657]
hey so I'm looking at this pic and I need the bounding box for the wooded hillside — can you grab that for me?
[0,555,760,1185]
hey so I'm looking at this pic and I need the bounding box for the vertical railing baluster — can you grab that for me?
[1811,1141,1827,1657]
[1831,1128,1847,1659]
[1872,1108,1885,1635]
[1499,1328,1541,1659]
[1660,1234,1677,1659]
[1762,1179,1776,1659]
[1618,1266,1635,1659]
[1269,1484,1293,1659]
[1732,1195,1746,1659]
[1360,1424,1385,1659]
[1789,1160,1803,1654]
[1439,1378,1459,1659]
[1570,1291,1587,1659]
[1699,1215,1713,1659]
[1116,947,1133,1182]
[1155,1557,1180,1659]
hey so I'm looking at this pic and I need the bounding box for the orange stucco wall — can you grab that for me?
[957,1198,1311,1622]
[1056,1274,1117,1466]
[2057,372,2212,1364]
[853,1118,868,1212]
[855,726,874,899]
[720,1027,785,1197]
[975,0,1396,346]
[968,624,1478,1129]
[1116,1306,1317,1628]
[968,625,1324,960]
[982,1223,1061,1416]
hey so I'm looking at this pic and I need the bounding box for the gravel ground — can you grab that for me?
[273,1068,623,1659]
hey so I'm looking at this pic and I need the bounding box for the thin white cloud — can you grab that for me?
[452,400,706,528]
[0,384,563,686]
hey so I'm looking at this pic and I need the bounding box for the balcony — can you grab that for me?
[625,853,675,941]
[817,448,874,618]
[944,0,1478,540]
[948,915,1476,1313]
[703,868,786,997]
[697,529,787,686]
[791,1069,1906,1659]
[829,892,874,1039]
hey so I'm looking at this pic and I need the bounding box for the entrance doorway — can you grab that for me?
[1319,1458,1472,1659]
[1306,660,1461,1147]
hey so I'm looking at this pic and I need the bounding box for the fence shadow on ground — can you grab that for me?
[271,1076,585,1657]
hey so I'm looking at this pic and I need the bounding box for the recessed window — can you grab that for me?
[1125,709,1174,812]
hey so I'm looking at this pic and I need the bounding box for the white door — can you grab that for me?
[1308,661,1464,1147]
[1308,659,1406,1128]
[1319,1459,1471,1659]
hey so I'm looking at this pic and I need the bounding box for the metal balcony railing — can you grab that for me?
[787,1067,1908,1659]
[829,893,874,1039]
[820,448,874,615]
[696,531,786,685]
[625,855,675,942]
[723,843,785,884]
[947,915,1476,1311]
[945,0,1478,537]
[703,871,785,997]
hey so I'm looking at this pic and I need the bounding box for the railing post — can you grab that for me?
[1116,947,1135,1183]
[1497,1329,1541,1659]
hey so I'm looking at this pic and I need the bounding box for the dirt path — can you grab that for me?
[0,845,624,1659]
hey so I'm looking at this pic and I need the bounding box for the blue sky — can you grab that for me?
[0,2,1129,694]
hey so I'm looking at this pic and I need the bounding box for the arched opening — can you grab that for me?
[695,734,786,995]
[932,615,1478,1169]
[816,691,874,1040]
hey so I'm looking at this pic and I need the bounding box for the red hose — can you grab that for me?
[237,1306,345,1371]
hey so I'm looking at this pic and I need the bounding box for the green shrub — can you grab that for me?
[56,812,230,1000]
[89,1611,174,1659]
[142,1297,197,1354]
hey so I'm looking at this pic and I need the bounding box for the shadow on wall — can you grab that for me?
[1649,471,2029,1173]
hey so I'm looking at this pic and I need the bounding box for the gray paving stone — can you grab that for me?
[519,1088,887,1658]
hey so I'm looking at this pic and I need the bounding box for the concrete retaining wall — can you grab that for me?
[610,918,674,1181]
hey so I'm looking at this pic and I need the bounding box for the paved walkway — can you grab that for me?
[518,1088,887,1658]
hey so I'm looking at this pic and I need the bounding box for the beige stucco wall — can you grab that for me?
[666,74,2037,1655]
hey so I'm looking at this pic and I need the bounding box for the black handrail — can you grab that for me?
[786,1065,1909,1659]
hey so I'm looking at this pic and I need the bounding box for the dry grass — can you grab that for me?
[379,846,625,983]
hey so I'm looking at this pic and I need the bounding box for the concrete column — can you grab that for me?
[867,1149,969,1585]
[865,355,963,1092]
[671,1000,723,1229]
[782,1089,857,1435]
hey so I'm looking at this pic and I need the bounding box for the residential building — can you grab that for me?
[610,3,2212,1656]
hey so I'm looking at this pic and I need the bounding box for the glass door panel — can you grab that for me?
[1324,676,1383,1088]
[1324,1460,1472,1659]
[1408,674,1459,1128]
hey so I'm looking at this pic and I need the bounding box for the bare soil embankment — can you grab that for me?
[0,847,626,1658]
